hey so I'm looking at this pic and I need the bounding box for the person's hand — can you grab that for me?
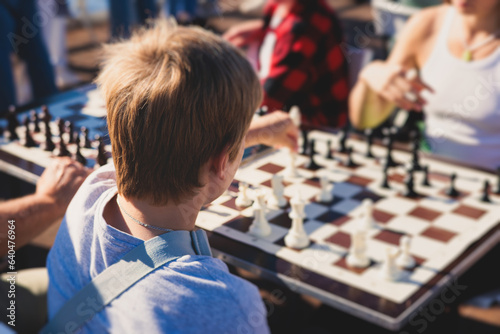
[223,20,264,48]
[360,61,434,111]
[246,111,299,152]
[35,157,91,214]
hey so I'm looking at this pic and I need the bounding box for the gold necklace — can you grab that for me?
[460,20,499,62]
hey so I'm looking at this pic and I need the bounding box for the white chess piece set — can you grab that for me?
[346,199,417,281]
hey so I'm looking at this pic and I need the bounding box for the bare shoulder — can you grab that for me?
[388,4,450,66]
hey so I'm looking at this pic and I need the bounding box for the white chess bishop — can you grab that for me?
[248,189,271,238]
[267,174,287,208]
[284,191,310,249]
[346,228,370,268]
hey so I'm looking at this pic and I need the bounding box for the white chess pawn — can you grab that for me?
[358,198,375,230]
[235,182,253,207]
[346,228,370,268]
[379,247,401,281]
[284,150,300,178]
[396,236,416,269]
[248,206,272,238]
[267,174,287,208]
[284,192,310,249]
[315,175,333,203]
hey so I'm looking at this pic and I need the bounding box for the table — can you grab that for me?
[1,84,499,332]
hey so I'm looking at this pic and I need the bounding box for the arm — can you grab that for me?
[348,7,438,130]
[222,19,265,48]
[0,157,89,255]
[245,111,299,152]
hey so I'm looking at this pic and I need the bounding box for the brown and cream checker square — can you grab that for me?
[257,163,285,174]
[408,206,442,222]
[420,226,457,243]
[223,215,254,233]
[268,212,294,229]
[373,229,406,246]
[388,173,406,183]
[303,177,322,188]
[261,179,291,189]
[325,231,351,249]
[334,256,374,275]
[372,209,396,225]
[346,175,372,187]
[221,197,248,211]
[452,204,487,220]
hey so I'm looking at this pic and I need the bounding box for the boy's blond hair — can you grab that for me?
[96,20,262,205]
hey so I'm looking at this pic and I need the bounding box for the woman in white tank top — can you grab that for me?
[349,0,500,171]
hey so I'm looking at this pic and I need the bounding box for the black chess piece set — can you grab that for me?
[2,105,108,168]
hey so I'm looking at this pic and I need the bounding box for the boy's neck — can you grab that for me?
[104,194,204,240]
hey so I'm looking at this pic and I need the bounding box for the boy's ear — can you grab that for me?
[210,146,231,180]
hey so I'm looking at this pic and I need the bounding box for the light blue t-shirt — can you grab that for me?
[47,164,270,334]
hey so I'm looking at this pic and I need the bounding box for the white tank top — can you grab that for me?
[420,6,500,171]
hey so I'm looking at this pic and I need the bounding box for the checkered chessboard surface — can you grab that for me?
[196,130,500,303]
[0,85,111,169]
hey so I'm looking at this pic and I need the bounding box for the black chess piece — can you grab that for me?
[301,129,309,155]
[326,140,334,160]
[81,126,91,149]
[410,140,422,172]
[446,173,460,197]
[44,131,55,152]
[56,118,65,137]
[57,135,71,157]
[74,133,87,166]
[365,128,374,158]
[345,146,356,168]
[96,135,108,166]
[6,106,19,141]
[381,164,391,189]
[339,125,349,153]
[383,127,398,168]
[66,121,75,143]
[30,110,40,133]
[23,116,36,148]
[41,105,52,124]
[481,180,491,203]
[403,169,418,198]
[422,165,431,186]
[305,139,320,170]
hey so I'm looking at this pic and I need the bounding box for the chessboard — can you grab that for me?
[196,129,500,305]
[0,85,111,173]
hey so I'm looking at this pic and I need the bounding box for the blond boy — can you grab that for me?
[46,21,297,333]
